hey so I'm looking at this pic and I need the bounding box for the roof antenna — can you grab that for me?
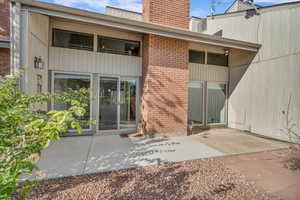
[210,0,221,19]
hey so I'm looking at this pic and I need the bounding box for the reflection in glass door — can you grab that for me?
[99,77,118,130]
[99,77,137,131]
[54,73,91,130]
[207,83,227,124]
[188,81,228,127]
[120,78,137,129]
[188,82,204,125]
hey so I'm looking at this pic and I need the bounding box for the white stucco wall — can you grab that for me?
[204,3,300,141]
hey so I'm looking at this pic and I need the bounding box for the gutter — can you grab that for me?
[13,0,261,52]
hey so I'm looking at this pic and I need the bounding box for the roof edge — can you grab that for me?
[13,0,261,52]
[224,0,262,14]
[214,0,300,17]
[106,6,142,15]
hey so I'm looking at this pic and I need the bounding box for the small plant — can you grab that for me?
[0,73,90,200]
[281,95,300,171]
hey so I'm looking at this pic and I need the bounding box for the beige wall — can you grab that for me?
[205,4,300,141]
[25,12,49,97]
[49,18,143,76]
[189,63,228,82]
[188,42,228,82]
[49,47,142,76]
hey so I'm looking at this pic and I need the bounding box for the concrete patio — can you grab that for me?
[36,129,289,180]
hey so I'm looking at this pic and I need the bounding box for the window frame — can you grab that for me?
[51,71,93,132]
[206,81,228,125]
[189,50,205,64]
[52,29,94,51]
[97,36,141,57]
[206,52,229,67]
[188,81,205,126]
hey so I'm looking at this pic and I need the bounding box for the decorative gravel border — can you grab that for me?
[22,158,280,200]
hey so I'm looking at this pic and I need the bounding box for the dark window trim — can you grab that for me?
[97,35,141,57]
[189,50,205,64]
[207,52,229,67]
[52,28,94,51]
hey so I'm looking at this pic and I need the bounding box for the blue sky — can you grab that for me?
[40,0,299,18]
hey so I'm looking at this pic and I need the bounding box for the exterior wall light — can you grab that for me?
[34,56,44,69]
[224,49,230,56]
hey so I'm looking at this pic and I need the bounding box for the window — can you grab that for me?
[207,83,227,124]
[188,82,204,125]
[189,50,205,64]
[54,73,91,129]
[98,36,140,56]
[53,29,94,51]
[207,53,228,66]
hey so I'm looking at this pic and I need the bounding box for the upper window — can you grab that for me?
[189,50,205,64]
[52,29,94,51]
[207,53,228,66]
[98,36,140,56]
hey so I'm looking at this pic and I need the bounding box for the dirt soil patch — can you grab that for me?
[193,129,289,154]
[222,150,300,200]
[23,158,279,200]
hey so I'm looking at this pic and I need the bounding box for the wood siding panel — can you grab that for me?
[49,47,142,76]
[189,63,228,82]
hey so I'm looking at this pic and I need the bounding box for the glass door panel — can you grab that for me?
[54,73,91,130]
[120,78,137,129]
[99,77,118,130]
[207,83,227,124]
[188,82,204,125]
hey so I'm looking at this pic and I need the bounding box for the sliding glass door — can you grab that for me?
[188,81,227,126]
[120,78,137,129]
[207,83,227,124]
[188,82,204,125]
[99,76,138,131]
[53,73,91,130]
[99,77,118,130]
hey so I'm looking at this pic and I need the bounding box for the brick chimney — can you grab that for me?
[141,0,189,135]
[142,0,190,29]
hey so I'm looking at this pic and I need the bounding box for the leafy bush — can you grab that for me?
[0,73,90,200]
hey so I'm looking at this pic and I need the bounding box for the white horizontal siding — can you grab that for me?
[189,63,228,82]
[49,47,142,76]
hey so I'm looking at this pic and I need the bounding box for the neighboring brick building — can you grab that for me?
[0,0,10,76]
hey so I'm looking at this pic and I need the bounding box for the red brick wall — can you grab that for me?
[142,0,190,29]
[0,0,11,76]
[0,0,10,40]
[141,34,189,135]
[0,48,10,75]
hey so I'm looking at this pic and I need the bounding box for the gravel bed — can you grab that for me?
[24,158,279,200]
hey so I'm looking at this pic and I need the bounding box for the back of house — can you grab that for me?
[1,0,299,142]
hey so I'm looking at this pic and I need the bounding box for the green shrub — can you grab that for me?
[0,73,90,200]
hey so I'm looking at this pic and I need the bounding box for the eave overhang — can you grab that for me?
[13,0,261,52]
